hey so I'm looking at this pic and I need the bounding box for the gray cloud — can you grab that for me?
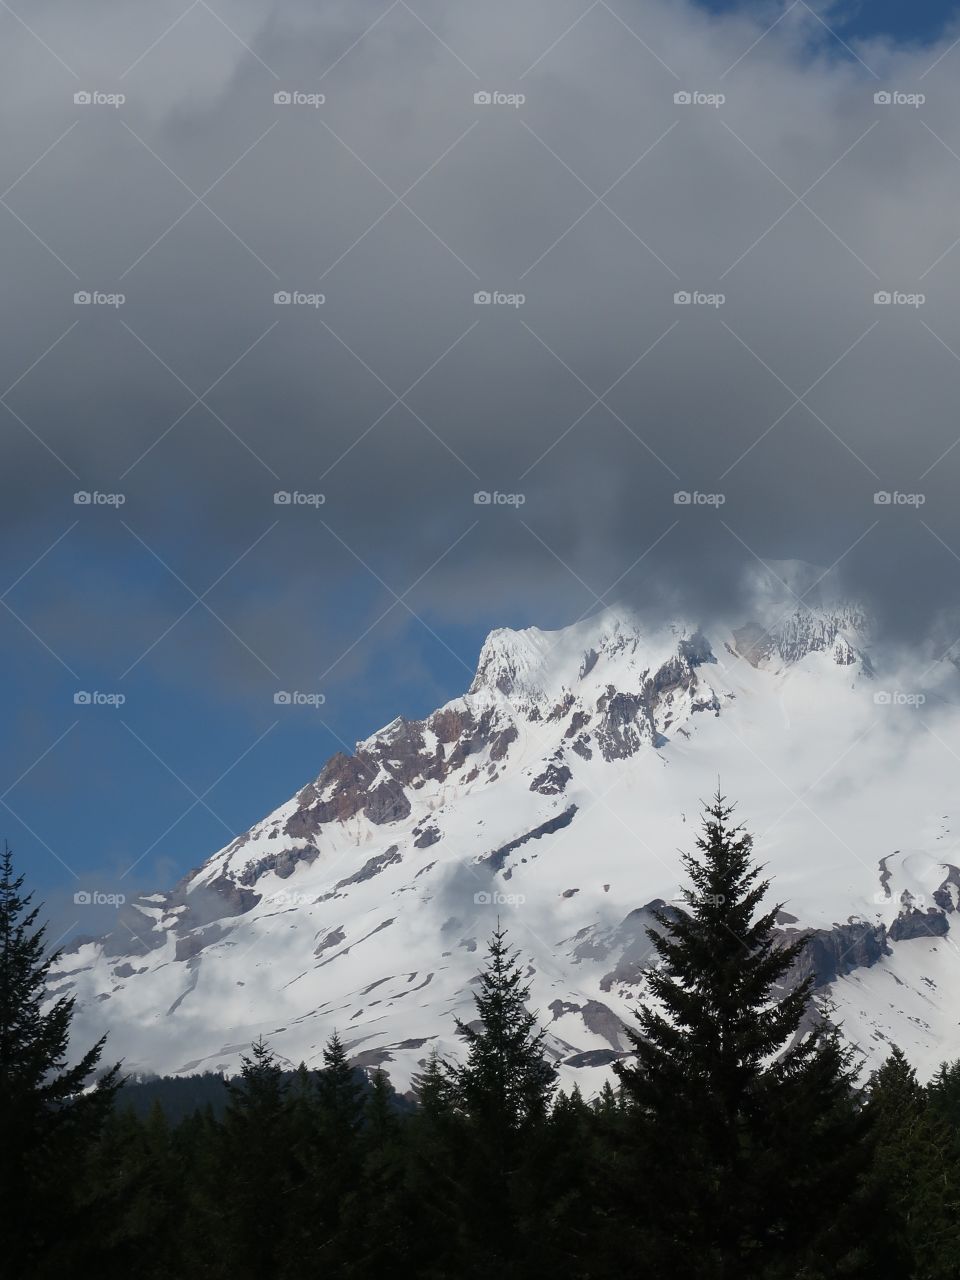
[4,0,960,702]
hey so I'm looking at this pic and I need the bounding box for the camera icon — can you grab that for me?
[474,291,492,305]
[674,91,692,105]
[674,290,691,305]
[274,691,292,705]
[274,491,292,504]
[673,491,692,505]
[274,91,292,105]
[274,291,291,305]
[874,91,892,105]
[873,491,892,504]
[473,891,492,904]
[74,691,91,704]
[73,890,92,904]
[73,491,92,505]
[874,690,892,705]
[874,291,891,305]
[73,91,92,105]
[473,491,492,505]
[74,291,91,305]
[474,91,492,105]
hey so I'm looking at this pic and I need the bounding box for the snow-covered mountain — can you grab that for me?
[52,578,960,1093]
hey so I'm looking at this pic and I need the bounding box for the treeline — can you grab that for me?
[4,798,960,1278]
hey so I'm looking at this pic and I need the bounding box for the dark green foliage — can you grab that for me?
[611,793,876,1279]
[446,924,558,1132]
[6,818,960,1278]
[865,1047,960,1278]
[115,1068,230,1121]
[0,844,120,1278]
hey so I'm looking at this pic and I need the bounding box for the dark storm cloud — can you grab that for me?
[4,0,960,697]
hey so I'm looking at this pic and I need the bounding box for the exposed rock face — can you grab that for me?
[238,847,317,886]
[530,757,572,795]
[334,846,402,890]
[175,924,226,962]
[889,909,949,942]
[596,691,651,760]
[576,897,951,1008]
[482,806,578,873]
[734,606,868,669]
[789,921,889,986]
[364,780,412,825]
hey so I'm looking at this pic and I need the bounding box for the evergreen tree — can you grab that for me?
[447,924,557,1132]
[352,1069,412,1276]
[442,925,558,1276]
[316,1029,365,1145]
[612,793,873,1279]
[406,1047,465,1275]
[298,1032,366,1273]
[0,843,120,1277]
[866,1047,960,1278]
[213,1037,294,1279]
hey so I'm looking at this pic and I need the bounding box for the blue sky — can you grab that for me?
[4,0,960,942]
[700,1,958,45]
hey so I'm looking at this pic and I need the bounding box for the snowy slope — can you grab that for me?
[51,583,960,1092]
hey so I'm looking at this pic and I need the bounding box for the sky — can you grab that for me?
[4,0,960,940]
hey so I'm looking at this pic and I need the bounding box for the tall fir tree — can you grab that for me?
[0,843,120,1278]
[213,1037,294,1279]
[611,793,875,1280]
[865,1047,960,1278]
[442,924,558,1276]
[447,923,557,1132]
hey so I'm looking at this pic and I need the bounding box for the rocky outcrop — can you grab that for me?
[530,756,572,795]
[334,845,402,890]
[889,908,949,942]
[734,606,868,670]
[238,846,317,886]
[175,924,226,962]
[789,920,889,986]
[595,690,651,760]
[482,806,578,873]
[364,780,411,825]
